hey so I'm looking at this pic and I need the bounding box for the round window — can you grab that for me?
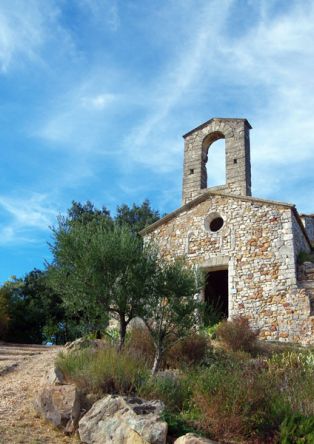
[204,213,225,233]
[209,217,224,232]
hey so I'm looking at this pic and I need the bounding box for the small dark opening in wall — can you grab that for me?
[210,217,224,232]
[233,158,237,164]
[204,269,228,324]
[189,169,194,175]
[310,298,314,316]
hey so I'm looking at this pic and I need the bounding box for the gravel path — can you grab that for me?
[0,344,79,444]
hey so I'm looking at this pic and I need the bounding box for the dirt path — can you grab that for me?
[0,344,79,444]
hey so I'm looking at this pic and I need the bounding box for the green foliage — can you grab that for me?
[54,333,314,442]
[0,285,10,339]
[190,362,282,440]
[160,411,198,438]
[216,316,259,353]
[267,351,314,418]
[67,200,111,225]
[297,250,314,265]
[56,346,148,395]
[139,372,190,413]
[115,199,160,234]
[1,270,67,344]
[202,301,226,327]
[203,322,220,340]
[279,414,314,444]
[142,259,204,374]
[48,200,162,347]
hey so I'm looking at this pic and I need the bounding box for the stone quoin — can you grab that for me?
[141,118,314,345]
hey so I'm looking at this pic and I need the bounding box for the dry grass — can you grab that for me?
[0,345,79,444]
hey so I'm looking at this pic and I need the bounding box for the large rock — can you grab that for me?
[78,395,167,444]
[34,384,80,433]
[174,434,219,444]
[41,366,66,385]
[65,337,107,353]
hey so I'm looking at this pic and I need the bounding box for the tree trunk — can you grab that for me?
[151,347,162,375]
[118,315,127,351]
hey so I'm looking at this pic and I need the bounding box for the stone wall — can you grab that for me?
[144,193,314,345]
[292,212,311,258]
[300,215,314,246]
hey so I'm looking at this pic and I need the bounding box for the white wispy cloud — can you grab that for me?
[124,0,233,171]
[0,0,66,72]
[33,79,121,152]
[224,1,314,207]
[3,0,314,231]
[121,0,314,212]
[0,193,57,245]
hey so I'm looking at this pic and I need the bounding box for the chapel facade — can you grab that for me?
[141,118,314,345]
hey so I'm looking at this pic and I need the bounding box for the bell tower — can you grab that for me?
[182,118,252,205]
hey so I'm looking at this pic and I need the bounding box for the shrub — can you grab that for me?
[267,351,314,417]
[216,316,258,353]
[279,413,314,444]
[191,363,280,441]
[202,303,223,327]
[56,346,148,395]
[166,333,209,368]
[0,287,10,339]
[125,325,155,366]
[161,410,198,438]
[138,372,190,413]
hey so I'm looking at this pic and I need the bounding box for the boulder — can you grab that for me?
[41,366,66,385]
[65,337,107,353]
[174,434,219,444]
[34,384,80,433]
[78,395,167,444]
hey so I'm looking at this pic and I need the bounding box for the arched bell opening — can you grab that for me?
[201,131,226,190]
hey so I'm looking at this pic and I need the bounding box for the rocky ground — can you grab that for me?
[0,342,79,444]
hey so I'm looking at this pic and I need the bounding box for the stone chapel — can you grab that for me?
[141,118,314,345]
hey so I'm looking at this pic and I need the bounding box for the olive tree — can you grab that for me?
[48,217,156,348]
[143,259,204,375]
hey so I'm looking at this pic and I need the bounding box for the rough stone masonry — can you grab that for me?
[141,118,314,345]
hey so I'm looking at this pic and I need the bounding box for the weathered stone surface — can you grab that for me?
[41,366,65,385]
[174,434,218,444]
[78,395,167,444]
[182,118,252,205]
[65,337,107,353]
[143,114,314,347]
[34,384,80,432]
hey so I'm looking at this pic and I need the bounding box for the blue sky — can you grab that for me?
[1,0,314,282]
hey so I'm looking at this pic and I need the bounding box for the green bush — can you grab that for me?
[55,336,314,442]
[216,316,258,353]
[0,288,10,339]
[190,362,280,441]
[56,346,148,395]
[138,372,190,413]
[280,413,314,444]
[267,351,314,417]
[161,410,198,438]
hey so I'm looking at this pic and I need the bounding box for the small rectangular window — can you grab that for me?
[189,169,194,175]
[233,159,237,164]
